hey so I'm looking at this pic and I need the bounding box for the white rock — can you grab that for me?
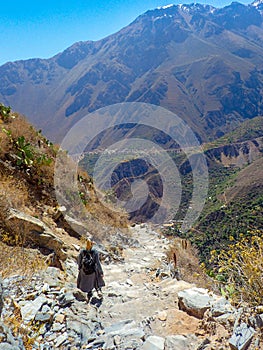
[165,334,198,350]
[142,335,165,350]
[178,287,218,319]
[55,332,68,347]
[19,295,48,323]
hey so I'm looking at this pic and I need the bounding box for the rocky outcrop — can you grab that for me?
[6,209,68,260]
[205,137,263,168]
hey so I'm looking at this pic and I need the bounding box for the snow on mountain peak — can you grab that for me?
[157,4,175,10]
[252,0,263,7]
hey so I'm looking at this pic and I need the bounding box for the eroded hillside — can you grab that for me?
[0,104,128,278]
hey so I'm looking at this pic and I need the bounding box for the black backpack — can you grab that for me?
[81,250,96,275]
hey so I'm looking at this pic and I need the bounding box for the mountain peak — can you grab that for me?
[145,2,215,19]
[1,0,263,143]
[157,4,175,10]
[252,0,263,9]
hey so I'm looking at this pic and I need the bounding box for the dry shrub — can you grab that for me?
[0,241,47,279]
[0,174,33,244]
[0,172,48,251]
[0,113,37,157]
[167,237,212,288]
[0,174,29,210]
[3,113,39,146]
[55,153,129,238]
[209,230,263,306]
[0,128,11,157]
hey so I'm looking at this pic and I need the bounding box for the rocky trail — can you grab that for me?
[0,224,262,349]
[99,225,199,340]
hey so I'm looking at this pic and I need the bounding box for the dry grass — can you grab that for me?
[0,242,47,279]
[166,237,212,288]
[0,113,37,157]
[0,112,58,196]
[0,174,30,210]
[0,112,55,152]
[55,154,129,239]
[0,172,35,246]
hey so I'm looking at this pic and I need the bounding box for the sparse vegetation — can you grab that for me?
[0,103,13,123]
[209,230,263,306]
[163,117,263,308]
[0,101,262,313]
[0,103,128,265]
[204,116,263,149]
[0,242,47,279]
[166,237,212,288]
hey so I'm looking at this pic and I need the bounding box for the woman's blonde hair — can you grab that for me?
[86,239,94,251]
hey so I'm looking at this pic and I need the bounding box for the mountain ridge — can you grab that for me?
[1,1,263,142]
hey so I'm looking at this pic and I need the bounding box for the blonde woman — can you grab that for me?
[77,239,105,302]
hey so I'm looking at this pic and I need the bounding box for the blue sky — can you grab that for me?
[0,0,252,66]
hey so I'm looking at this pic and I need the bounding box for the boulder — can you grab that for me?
[63,214,88,238]
[41,266,63,288]
[72,288,87,302]
[178,287,218,319]
[57,291,75,307]
[210,297,235,318]
[7,209,67,260]
[18,295,48,323]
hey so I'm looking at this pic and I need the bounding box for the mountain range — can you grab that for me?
[1,1,263,142]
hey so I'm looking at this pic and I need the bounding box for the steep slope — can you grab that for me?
[0,104,128,277]
[173,119,263,263]
[204,116,263,146]
[1,2,263,142]
[1,105,248,350]
[223,156,263,202]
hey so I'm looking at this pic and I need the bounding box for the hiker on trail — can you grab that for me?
[77,239,105,302]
